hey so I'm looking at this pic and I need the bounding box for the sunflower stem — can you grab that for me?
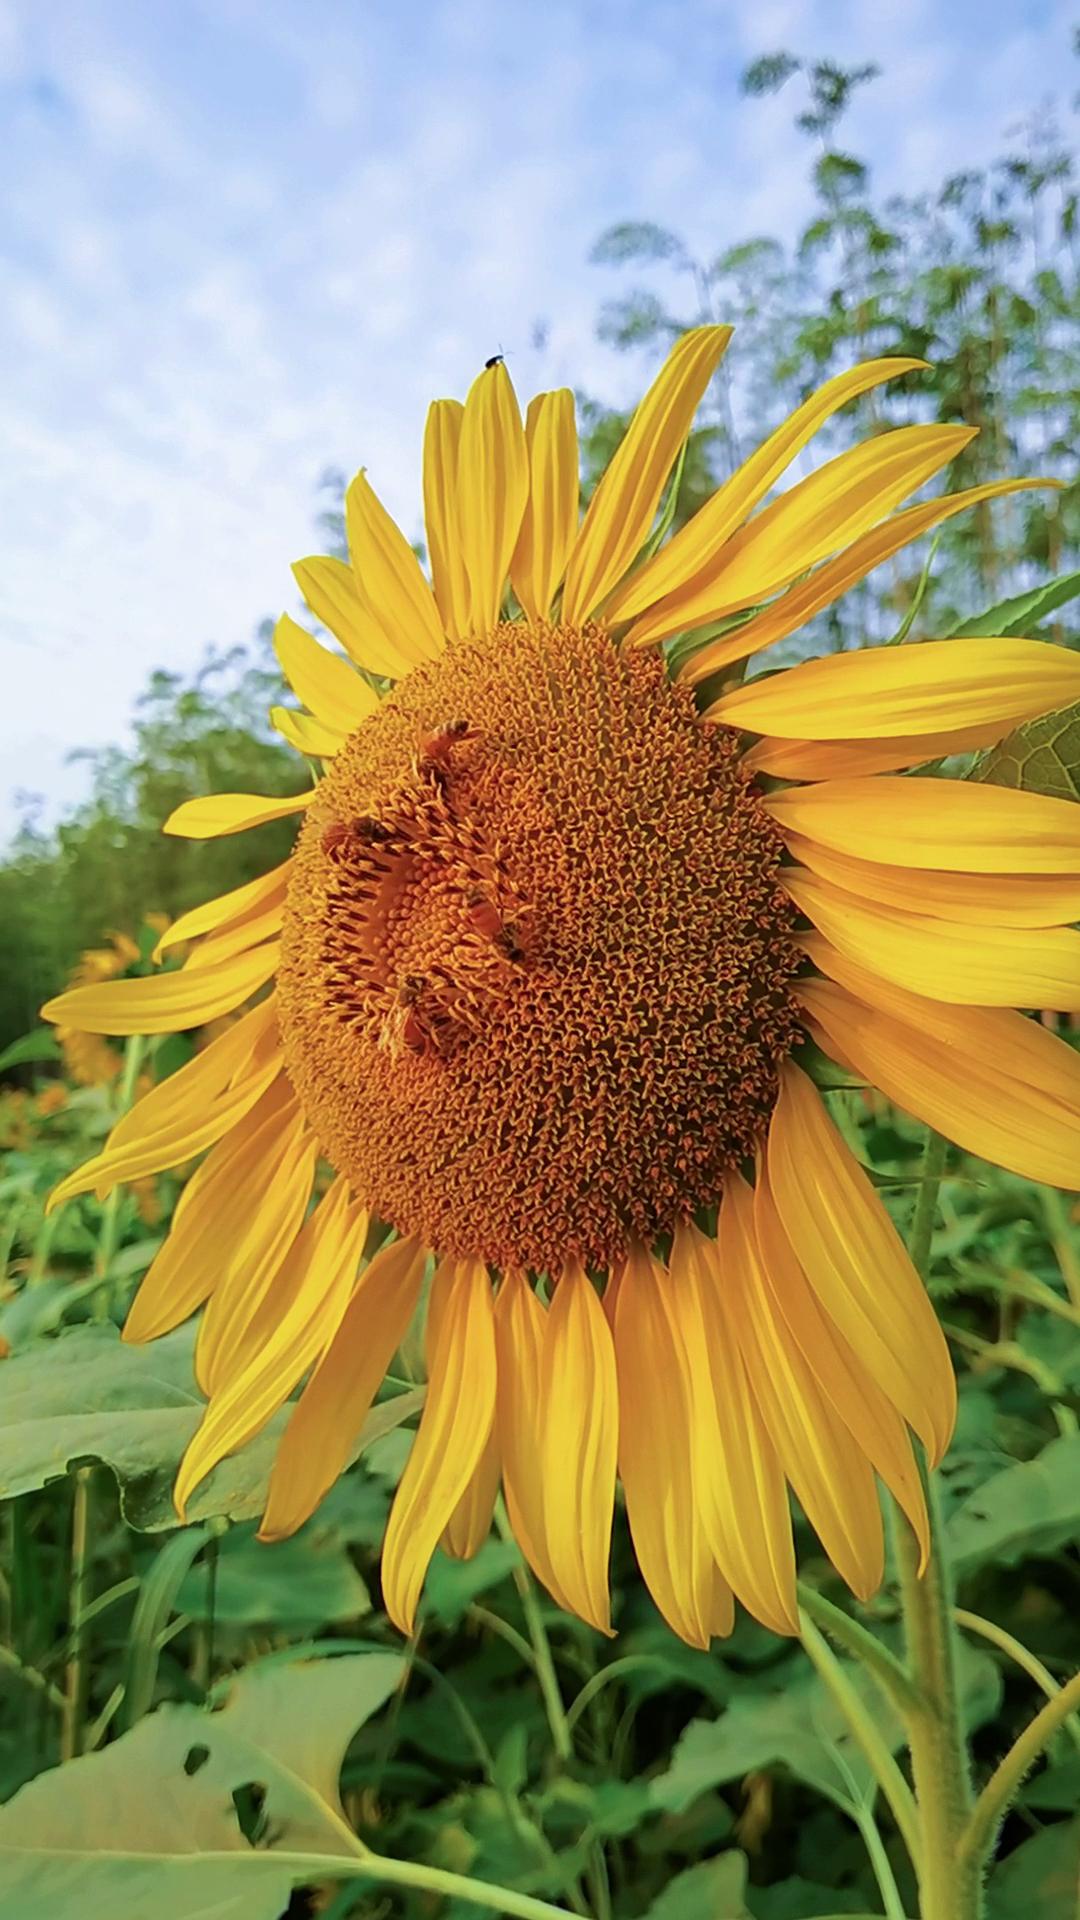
[895,1126,982,1920]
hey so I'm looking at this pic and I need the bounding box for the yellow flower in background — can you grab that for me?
[43,329,1080,1647]
[56,920,172,1088]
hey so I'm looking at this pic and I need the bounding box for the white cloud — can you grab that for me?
[1,0,1075,843]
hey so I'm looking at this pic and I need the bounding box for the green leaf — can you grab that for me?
[947,1434,1080,1575]
[942,568,1080,638]
[0,1322,424,1532]
[175,1523,369,1629]
[973,700,1080,801]
[747,1880,883,1918]
[0,1031,61,1073]
[985,1815,1080,1917]
[649,1646,998,1817]
[648,1662,901,1815]
[643,1852,750,1919]
[125,1526,211,1727]
[1022,1754,1080,1812]
[0,1654,403,1919]
[422,1539,523,1626]
[0,1855,296,1920]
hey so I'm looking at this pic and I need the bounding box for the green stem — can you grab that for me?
[851,1800,909,1920]
[799,1612,923,1872]
[895,1127,981,1920]
[565,1656,672,1736]
[60,1467,93,1761]
[797,1583,923,1721]
[955,1608,1080,1750]
[77,1848,577,1920]
[958,1669,1080,1876]
[496,1502,572,1765]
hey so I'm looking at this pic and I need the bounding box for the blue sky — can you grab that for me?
[1,0,1075,840]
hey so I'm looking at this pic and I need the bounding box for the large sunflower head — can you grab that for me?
[44,330,1080,1646]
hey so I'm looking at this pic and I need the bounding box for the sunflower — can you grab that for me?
[43,330,1080,1647]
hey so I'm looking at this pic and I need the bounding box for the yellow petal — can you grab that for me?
[680,1220,799,1635]
[766,776,1080,873]
[184,901,285,971]
[627,423,973,649]
[155,865,291,959]
[381,1258,497,1632]
[539,1259,618,1634]
[47,1003,281,1210]
[163,791,312,840]
[122,1077,297,1342]
[442,1429,501,1560]
[293,554,410,679]
[563,325,732,624]
[230,1185,369,1385]
[743,726,1010,779]
[457,361,529,634]
[41,942,279,1035]
[494,1271,575,1613]
[725,1176,884,1601]
[714,638,1080,740]
[608,356,924,625]
[510,389,579,622]
[781,831,1080,928]
[613,1243,717,1647]
[273,613,381,730]
[271,707,344,759]
[753,1166,928,1565]
[173,1182,366,1516]
[194,1125,318,1396]
[423,399,470,642]
[766,1061,956,1463]
[345,470,444,663]
[678,478,1050,682]
[259,1235,427,1541]
[785,865,1080,1009]
[799,947,1080,1192]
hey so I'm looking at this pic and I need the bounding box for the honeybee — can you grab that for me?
[465,889,525,962]
[386,975,434,1057]
[414,718,478,784]
[320,814,392,862]
[354,814,392,845]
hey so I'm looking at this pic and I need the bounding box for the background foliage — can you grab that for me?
[1,51,1079,1920]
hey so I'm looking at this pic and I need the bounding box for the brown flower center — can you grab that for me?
[278,622,801,1272]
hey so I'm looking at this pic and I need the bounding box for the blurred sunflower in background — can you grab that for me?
[43,328,1080,1648]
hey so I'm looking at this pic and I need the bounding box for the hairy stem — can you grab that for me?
[895,1127,981,1920]
[959,1669,1080,1876]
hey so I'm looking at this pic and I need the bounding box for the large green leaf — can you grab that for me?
[643,1851,750,1919]
[176,1523,370,1628]
[0,1654,403,1920]
[649,1644,998,1817]
[0,1322,423,1530]
[973,700,1080,801]
[947,1434,1080,1576]
[985,1815,1080,1918]
[942,569,1080,639]
[747,1880,884,1918]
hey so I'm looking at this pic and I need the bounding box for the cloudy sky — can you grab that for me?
[1,0,1074,840]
